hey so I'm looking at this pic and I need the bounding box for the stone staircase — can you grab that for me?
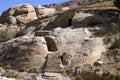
[38,52,71,80]
[44,53,62,73]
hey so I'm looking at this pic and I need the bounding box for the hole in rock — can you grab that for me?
[68,18,72,26]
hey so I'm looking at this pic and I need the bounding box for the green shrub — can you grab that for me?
[0,28,18,42]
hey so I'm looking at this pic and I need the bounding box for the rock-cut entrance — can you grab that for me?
[45,36,58,52]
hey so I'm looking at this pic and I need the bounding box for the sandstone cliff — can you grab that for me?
[0,0,120,80]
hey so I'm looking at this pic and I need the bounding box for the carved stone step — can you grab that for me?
[35,30,52,36]
[45,53,62,73]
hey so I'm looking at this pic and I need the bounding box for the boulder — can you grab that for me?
[0,4,37,25]
[34,5,56,18]
[14,4,38,24]
[0,36,48,72]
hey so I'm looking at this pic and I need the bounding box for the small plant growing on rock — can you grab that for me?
[0,28,18,42]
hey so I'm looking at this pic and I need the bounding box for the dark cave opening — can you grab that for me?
[68,18,72,26]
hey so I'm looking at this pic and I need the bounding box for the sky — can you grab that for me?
[0,0,70,15]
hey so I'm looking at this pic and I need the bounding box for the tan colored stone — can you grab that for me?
[45,53,62,73]
[72,12,103,27]
[0,4,37,24]
[34,5,56,18]
[0,36,48,72]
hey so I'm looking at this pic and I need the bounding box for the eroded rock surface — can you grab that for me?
[0,4,37,25]
[0,36,48,72]
[46,27,106,66]
[34,5,56,19]
[72,10,118,27]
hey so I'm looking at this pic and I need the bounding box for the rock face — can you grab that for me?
[46,27,105,65]
[72,12,103,27]
[0,36,48,72]
[72,38,105,65]
[34,5,56,19]
[18,9,117,35]
[50,27,89,56]
[44,10,75,30]
[16,12,57,36]
[72,10,117,27]
[0,4,37,25]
